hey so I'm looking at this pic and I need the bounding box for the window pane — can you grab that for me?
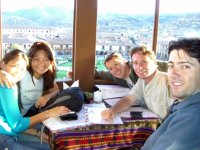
[96,0,156,70]
[2,0,74,80]
[157,0,200,61]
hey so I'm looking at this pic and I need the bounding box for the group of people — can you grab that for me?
[1,38,200,150]
[95,50,168,89]
[0,41,74,149]
[101,38,200,149]
[101,45,172,120]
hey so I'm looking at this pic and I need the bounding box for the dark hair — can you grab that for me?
[129,45,156,61]
[2,49,29,65]
[168,38,200,63]
[104,51,126,66]
[28,41,56,90]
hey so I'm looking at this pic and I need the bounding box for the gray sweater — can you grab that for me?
[141,92,200,150]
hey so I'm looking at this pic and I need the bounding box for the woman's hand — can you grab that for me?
[35,95,50,108]
[48,106,71,118]
[35,82,60,109]
[0,70,15,88]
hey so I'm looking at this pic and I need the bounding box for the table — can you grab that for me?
[47,117,160,150]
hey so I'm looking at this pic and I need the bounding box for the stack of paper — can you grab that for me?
[95,85,130,99]
[42,106,90,133]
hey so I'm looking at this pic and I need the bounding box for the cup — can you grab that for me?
[93,91,103,103]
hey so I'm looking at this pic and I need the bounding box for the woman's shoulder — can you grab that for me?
[0,84,17,95]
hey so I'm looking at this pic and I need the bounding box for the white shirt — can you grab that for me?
[20,70,44,115]
[129,71,173,119]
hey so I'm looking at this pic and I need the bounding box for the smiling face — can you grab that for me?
[31,50,51,79]
[132,51,157,83]
[105,57,129,79]
[1,56,27,83]
[168,49,200,100]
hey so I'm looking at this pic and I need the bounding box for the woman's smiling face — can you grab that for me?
[2,56,27,83]
[31,50,51,79]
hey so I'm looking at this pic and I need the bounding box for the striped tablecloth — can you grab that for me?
[48,118,160,150]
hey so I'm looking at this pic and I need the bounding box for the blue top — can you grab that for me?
[141,92,200,150]
[0,85,30,136]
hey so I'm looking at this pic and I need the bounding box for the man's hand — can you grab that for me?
[101,108,115,120]
[67,70,72,78]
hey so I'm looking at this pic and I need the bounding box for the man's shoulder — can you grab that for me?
[148,71,169,87]
[156,70,168,77]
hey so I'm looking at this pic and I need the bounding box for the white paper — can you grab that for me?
[43,108,90,132]
[104,98,141,107]
[104,98,122,107]
[42,103,107,132]
[62,80,79,89]
[96,84,130,99]
[63,82,69,89]
[86,107,123,124]
[71,80,79,87]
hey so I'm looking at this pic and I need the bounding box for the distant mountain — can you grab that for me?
[3,7,154,28]
[3,7,200,30]
[3,7,74,27]
[98,13,153,26]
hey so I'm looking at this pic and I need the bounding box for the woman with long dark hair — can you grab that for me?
[0,49,70,150]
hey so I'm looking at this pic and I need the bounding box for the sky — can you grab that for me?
[2,0,74,12]
[2,0,200,14]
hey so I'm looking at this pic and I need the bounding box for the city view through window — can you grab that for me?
[2,0,200,79]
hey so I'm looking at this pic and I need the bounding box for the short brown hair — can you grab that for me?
[129,46,156,61]
[104,51,126,66]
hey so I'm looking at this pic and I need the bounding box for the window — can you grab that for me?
[157,0,200,61]
[1,0,74,80]
[1,0,200,91]
[96,0,156,70]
